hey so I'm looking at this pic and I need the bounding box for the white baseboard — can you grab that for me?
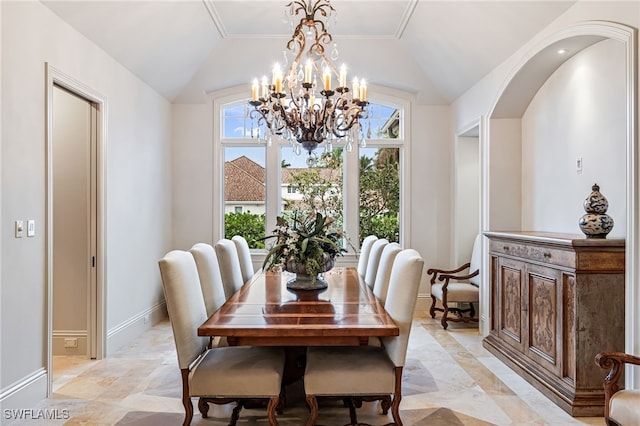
[106,302,167,357]
[0,368,48,424]
[415,293,431,314]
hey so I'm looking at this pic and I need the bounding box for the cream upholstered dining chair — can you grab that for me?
[596,351,640,426]
[158,250,285,426]
[215,238,245,298]
[357,235,378,278]
[364,238,389,288]
[427,234,481,330]
[189,243,226,316]
[304,248,424,426]
[232,235,255,284]
[372,242,402,306]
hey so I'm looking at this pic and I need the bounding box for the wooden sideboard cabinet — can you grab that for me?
[483,231,625,417]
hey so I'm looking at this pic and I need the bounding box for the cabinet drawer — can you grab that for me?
[490,240,574,268]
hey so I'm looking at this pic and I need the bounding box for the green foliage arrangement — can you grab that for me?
[262,212,346,278]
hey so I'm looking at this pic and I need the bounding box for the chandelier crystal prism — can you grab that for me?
[249,0,369,165]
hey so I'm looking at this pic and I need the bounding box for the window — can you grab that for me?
[214,90,409,251]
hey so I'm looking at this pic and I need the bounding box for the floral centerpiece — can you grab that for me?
[262,212,347,289]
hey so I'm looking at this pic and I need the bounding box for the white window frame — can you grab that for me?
[212,84,412,257]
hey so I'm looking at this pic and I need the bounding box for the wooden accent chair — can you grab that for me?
[232,235,255,284]
[357,235,379,278]
[595,351,640,426]
[372,242,402,307]
[189,243,226,317]
[158,250,285,426]
[364,238,389,288]
[214,238,245,298]
[304,249,424,426]
[427,234,481,329]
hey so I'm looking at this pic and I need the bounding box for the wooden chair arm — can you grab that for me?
[595,351,640,419]
[427,262,471,284]
[438,269,479,290]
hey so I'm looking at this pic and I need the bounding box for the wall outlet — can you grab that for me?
[27,220,35,237]
[576,156,583,172]
[64,338,78,348]
[144,314,151,324]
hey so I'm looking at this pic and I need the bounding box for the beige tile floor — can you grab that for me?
[20,312,606,425]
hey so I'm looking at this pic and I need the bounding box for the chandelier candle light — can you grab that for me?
[249,0,369,166]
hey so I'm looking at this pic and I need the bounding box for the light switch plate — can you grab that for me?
[27,220,35,237]
[15,220,24,238]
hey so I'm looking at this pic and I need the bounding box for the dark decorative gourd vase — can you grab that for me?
[285,253,335,290]
[578,183,614,238]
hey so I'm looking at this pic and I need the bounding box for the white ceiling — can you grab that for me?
[41,0,578,104]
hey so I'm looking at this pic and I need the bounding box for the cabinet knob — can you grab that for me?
[503,246,509,251]
[543,252,551,258]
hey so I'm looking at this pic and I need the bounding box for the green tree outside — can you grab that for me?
[224,212,266,249]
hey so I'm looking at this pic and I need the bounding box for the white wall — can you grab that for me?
[171,103,214,249]
[522,39,626,237]
[453,2,640,129]
[454,136,480,265]
[1,1,172,408]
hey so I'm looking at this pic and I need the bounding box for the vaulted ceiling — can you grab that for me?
[41,0,577,104]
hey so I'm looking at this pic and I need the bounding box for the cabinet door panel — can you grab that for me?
[498,258,525,351]
[525,264,562,376]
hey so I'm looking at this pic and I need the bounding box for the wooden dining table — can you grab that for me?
[198,267,399,347]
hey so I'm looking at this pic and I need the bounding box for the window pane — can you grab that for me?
[223,102,263,139]
[359,147,400,244]
[364,103,400,140]
[223,147,266,248]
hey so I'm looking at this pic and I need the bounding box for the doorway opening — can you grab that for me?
[46,64,107,395]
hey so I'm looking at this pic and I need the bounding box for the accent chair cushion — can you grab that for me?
[609,389,640,426]
[468,234,482,286]
[431,282,479,303]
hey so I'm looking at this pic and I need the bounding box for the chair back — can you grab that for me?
[381,248,424,367]
[189,243,226,316]
[372,242,402,306]
[469,234,482,286]
[158,250,209,370]
[364,238,389,288]
[215,238,245,298]
[232,235,255,284]
[357,235,378,277]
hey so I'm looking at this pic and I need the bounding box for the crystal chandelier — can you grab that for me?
[249,0,369,166]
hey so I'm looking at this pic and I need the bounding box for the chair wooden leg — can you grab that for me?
[441,292,449,329]
[180,369,194,426]
[440,306,449,329]
[267,396,280,426]
[305,395,319,426]
[346,397,358,425]
[390,367,404,426]
[469,302,476,319]
[197,398,210,418]
[230,401,242,426]
[429,295,437,318]
[380,395,392,414]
